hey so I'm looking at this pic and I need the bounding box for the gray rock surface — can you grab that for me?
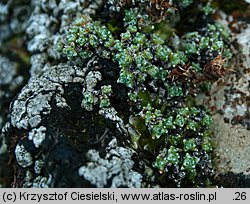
[197,24,250,178]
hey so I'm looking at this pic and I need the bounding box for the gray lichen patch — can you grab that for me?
[81,71,102,111]
[78,138,142,187]
[0,56,16,85]
[0,55,24,130]
[28,126,46,148]
[34,159,44,174]
[10,64,86,129]
[85,71,102,92]
[99,107,127,134]
[23,171,52,188]
[15,144,33,168]
[0,0,31,46]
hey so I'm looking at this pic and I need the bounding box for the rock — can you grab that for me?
[197,24,250,187]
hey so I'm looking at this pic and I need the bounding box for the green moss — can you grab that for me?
[179,0,194,7]
[202,131,212,151]
[82,92,95,111]
[202,2,214,16]
[182,23,231,64]
[104,36,115,48]
[182,153,199,175]
[155,45,170,61]
[101,85,112,95]
[167,146,180,165]
[154,151,168,171]
[184,42,198,55]
[58,3,233,187]
[128,92,137,102]
[188,120,199,131]
[179,107,190,116]
[174,114,185,127]
[170,51,187,66]
[63,46,77,59]
[164,116,175,129]
[127,25,138,33]
[113,40,124,51]
[79,50,93,59]
[152,33,165,45]
[169,134,182,146]
[167,86,184,98]
[202,114,212,126]
[183,138,197,151]
[97,26,111,40]
[117,69,134,88]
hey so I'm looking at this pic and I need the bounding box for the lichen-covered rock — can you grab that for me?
[2,62,132,187]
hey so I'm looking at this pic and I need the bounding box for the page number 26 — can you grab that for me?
[234,192,247,200]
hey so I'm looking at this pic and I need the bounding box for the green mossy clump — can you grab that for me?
[129,104,213,186]
[82,84,113,111]
[181,23,231,63]
[151,107,213,186]
[179,0,194,7]
[59,1,232,187]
